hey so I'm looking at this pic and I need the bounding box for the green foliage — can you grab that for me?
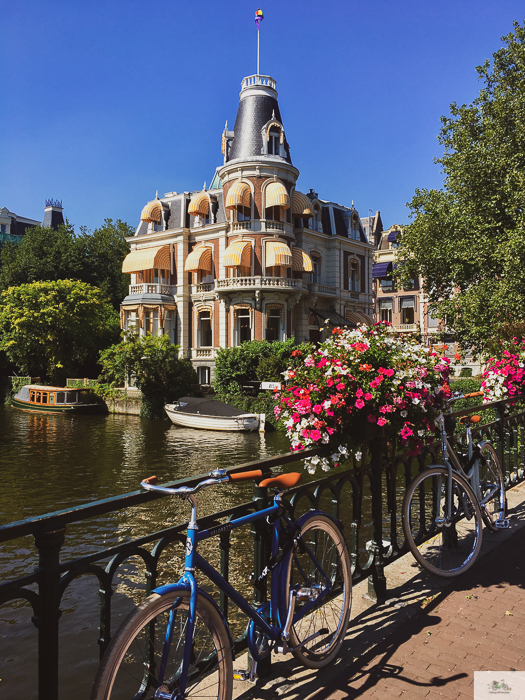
[98,329,198,418]
[0,219,133,310]
[459,367,473,377]
[216,393,281,430]
[397,21,525,356]
[0,280,120,384]
[214,339,313,397]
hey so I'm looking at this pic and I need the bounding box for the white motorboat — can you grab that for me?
[164,397,261,432]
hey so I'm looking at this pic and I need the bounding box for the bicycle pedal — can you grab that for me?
[233,670,252,682]
[495,519,510,529]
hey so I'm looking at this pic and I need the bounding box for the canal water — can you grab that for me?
[0,404,295,699]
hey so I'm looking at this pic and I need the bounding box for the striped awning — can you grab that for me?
[188,192,209,217]
[292,191,313,217]
[122,245,171,273]
[184,246,212,273]
[141,200,162,223]
[225,181,251,210]
[223,240,252,268]
[346,310,372,326]
[266,240,292,268]
[265,181,290,210]
[292,248,314,273]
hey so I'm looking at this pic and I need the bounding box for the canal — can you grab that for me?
[0,403,293,699]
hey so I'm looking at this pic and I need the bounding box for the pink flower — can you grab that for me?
[356,388,363,398]
[310,430,322,442]
[355,399,365,409]
[304,356,315,367]
[377,416,387,426]
[336,382,345,391]
[313,404,323,414]
[364,392,373,401]
[367,414,377,423]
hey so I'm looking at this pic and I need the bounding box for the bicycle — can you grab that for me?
[91,468,352,700]
[402,391,508,578]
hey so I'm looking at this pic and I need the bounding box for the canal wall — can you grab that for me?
[104,390,142,415]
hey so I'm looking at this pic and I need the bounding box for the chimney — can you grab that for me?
[43,199,64,229]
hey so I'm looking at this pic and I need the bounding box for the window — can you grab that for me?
[236,308,251,344]
[268,128,280,155]
[379,299,392,323]
[311,256,321,284]
[197,366,210,385]
[198,310,212,347]
[29,390,35,402]
[266,308,282,342]
[266,205,281,222]
[403,279,415,291]
[380,277,394,292]
[0,224,6,233]
[56,392,65,404]
[427,306,439,328]
[349,260,359,292]
[36,392,41,404]
[42,392,48,404]
[126,311,138,330]
[145,309,158,335]
[400,297,415,324]
[237,205,250,222]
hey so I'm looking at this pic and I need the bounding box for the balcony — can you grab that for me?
[216,277,303,293]
[229,220,293,236]
[308,283,337,297]
[393,324,419,332]
[128,283,176,296]
[191,348,217,359]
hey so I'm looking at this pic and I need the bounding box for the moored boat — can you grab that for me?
[165,397,261,432]
[11,384,107,415]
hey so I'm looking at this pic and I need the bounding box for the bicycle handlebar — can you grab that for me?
[140,469,265,497]
[447,390,484,405]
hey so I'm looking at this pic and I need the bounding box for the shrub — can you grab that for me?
[459,367,473,377]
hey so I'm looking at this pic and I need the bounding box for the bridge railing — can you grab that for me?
[0,395,524,700]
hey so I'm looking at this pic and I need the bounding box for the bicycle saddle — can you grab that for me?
[258,472,302,489]
[459,415,482,425]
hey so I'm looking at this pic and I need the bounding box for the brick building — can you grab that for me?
[120,73,376,382]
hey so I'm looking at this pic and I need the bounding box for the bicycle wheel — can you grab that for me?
[478,442,507,531]
[91,589,233,700]
[282,513,352,669]
[402,467,483,578]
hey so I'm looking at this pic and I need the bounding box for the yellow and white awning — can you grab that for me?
[225,181,251,210]
[184,246,213,273]
[266,240,292,268]
[223,240,252,268]
[122,245,171,273]
[292,248,314,273]
[265,181,290,210]
[292,191,313,217]
[188,192,209,217]
[140,200,162,223]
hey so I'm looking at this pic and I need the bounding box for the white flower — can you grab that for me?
[355,451,362,461]
[401,410,408,417]
[412,398,420,405]
[311,455,320,465]
[338,444,348,456]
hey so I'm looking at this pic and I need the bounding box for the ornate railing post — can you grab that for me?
[367,436,387,602]
[33,527,66,700]
[251,481,271,677]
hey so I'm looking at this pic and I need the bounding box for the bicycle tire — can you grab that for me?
[282,513,352,669]
[478,442,507,531]
[91,589,233,700]
[402,467,483,578]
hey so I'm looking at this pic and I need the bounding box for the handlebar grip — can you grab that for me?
[143,476,158,485]
[228,469,264,482]
[463,392,484,398]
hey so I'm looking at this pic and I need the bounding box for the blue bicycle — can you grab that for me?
[91,469,352,700]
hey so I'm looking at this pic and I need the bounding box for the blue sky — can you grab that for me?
[2,1,524,233]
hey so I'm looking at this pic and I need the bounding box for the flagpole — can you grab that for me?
[257,25,260,74]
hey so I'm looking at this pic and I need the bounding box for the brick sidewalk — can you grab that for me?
[311,525,525,699]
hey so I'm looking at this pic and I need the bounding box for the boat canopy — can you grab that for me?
[175,397,252,417]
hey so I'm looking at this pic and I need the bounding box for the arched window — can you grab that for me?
[310,254,321,284]
[265,305,283,342]
[234,306,252,345]
[198,309,213,347]
[268,127,280,155]
[349,259,360,292]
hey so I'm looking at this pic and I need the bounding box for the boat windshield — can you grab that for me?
[66,392,78,404]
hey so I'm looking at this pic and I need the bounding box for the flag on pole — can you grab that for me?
[255,8,264,28]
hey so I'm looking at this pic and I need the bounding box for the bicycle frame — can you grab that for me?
[152,491,334,696]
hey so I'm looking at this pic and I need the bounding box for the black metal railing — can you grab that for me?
[1,396,524,700]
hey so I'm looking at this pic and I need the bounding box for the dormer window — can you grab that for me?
[268,128,280,155]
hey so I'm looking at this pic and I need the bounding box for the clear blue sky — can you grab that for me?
[2,1,523,233]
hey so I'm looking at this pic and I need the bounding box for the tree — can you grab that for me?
[98,330,198,418]
[398,21,525,355]
[0,280,120,383]
[0,218,133,310]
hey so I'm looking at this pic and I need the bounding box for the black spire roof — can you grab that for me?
[226,76,292,164]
